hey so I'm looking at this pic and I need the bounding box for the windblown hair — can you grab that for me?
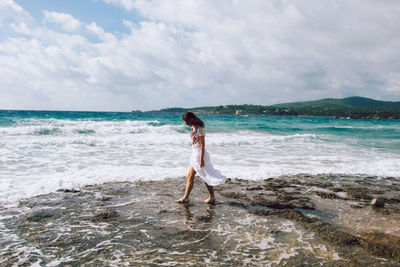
[182,112,204,127]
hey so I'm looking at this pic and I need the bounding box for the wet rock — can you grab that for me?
[92,210,120,222]
[264,202,295,209]
[217,191,250,201]
[350,204,365,209]
[302,182,334,188]
[277,210,360,246]
[170,229,211,241]
[196,215,213,222]
[107,187,130,196]
[26,209,61,222]
[391,209,400,214]
[359,232,400,261]
[251,193,315,210]
[247,209,278,216]
[158,209,168,214]
[245,186,263,191]
[384,198,400,204]
[100,196,112,201]
[371,207,390,215]
[371,198,385,208]
[344,187,373,200]
[250,194,277,205]
[3,175,400,266]
[57,189,80,193]
[290,178,302,184]
[224,201,246,208]
[277,192,299,201]
[251,196,315,210]
[314,191,342,199]
[281,193,315,208]
[290,198,315,210]
[331,187,344,192]
[263,180,295,191]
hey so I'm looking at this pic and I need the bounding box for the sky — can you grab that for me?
[0,0,400,111]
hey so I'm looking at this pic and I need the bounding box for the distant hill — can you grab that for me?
[155,97,400,119]
[273,96,399,109]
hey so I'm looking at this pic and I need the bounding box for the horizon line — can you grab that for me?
[1,96,398,113]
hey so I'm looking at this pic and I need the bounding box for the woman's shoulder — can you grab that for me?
[198,126,206,136]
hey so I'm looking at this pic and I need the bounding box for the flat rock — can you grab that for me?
[2,174,400,266]
[359,232,400,260]
[26,208,61,222]
[314,191,343,199]
[92,210,120,222]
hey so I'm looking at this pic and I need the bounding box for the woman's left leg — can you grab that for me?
[202,182,216,204]
[175,166,196,203]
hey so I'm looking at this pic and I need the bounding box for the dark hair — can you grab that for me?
[182,112,204,127]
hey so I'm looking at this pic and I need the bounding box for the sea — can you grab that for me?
[1,110,399,205]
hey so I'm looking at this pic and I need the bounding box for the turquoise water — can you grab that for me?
[1,110,399,136]
[2,110,398,150]
[0,110,399,203]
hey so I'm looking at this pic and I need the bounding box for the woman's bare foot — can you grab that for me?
[175,197,189,203]
[201,197,215,204]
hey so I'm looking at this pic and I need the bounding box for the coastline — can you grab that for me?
[183,111,400,121]
[1,174,400,265]
[157,96,400,120]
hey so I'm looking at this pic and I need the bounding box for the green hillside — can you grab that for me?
[156,97,400,119]
[273,96,399,109]
[270,97,400,119]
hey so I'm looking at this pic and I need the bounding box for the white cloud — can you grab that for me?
[43,11,116,41]
[0,0,400,111]
[44,11,82,32]
[86,22,117,42]
[103,0,135,11]
[0,0,33,23]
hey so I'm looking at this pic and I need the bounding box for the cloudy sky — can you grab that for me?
[1,0,399,111]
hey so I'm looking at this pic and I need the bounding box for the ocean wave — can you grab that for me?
[316,125,400,132]
[33,128,62,135]
[1,116,400,205]
[318,125,400,129]
[75,129,96,134]
[0,118,185,136]
[0,118,16,127]
[208,132,319,147]
[1,156,399,205]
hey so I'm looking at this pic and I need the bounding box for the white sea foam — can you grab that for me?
[0,118,399,204]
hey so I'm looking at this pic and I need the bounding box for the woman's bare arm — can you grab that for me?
[199,135,205,167]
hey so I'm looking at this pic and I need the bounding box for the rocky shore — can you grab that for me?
[1,174,400,266]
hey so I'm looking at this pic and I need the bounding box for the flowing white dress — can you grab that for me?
[190,127,226,186]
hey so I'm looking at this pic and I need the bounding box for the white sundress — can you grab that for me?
[190,127,226,186]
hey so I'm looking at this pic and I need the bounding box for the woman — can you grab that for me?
[175,112,226,204]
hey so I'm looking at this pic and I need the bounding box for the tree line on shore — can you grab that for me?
[153,96,400,120]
